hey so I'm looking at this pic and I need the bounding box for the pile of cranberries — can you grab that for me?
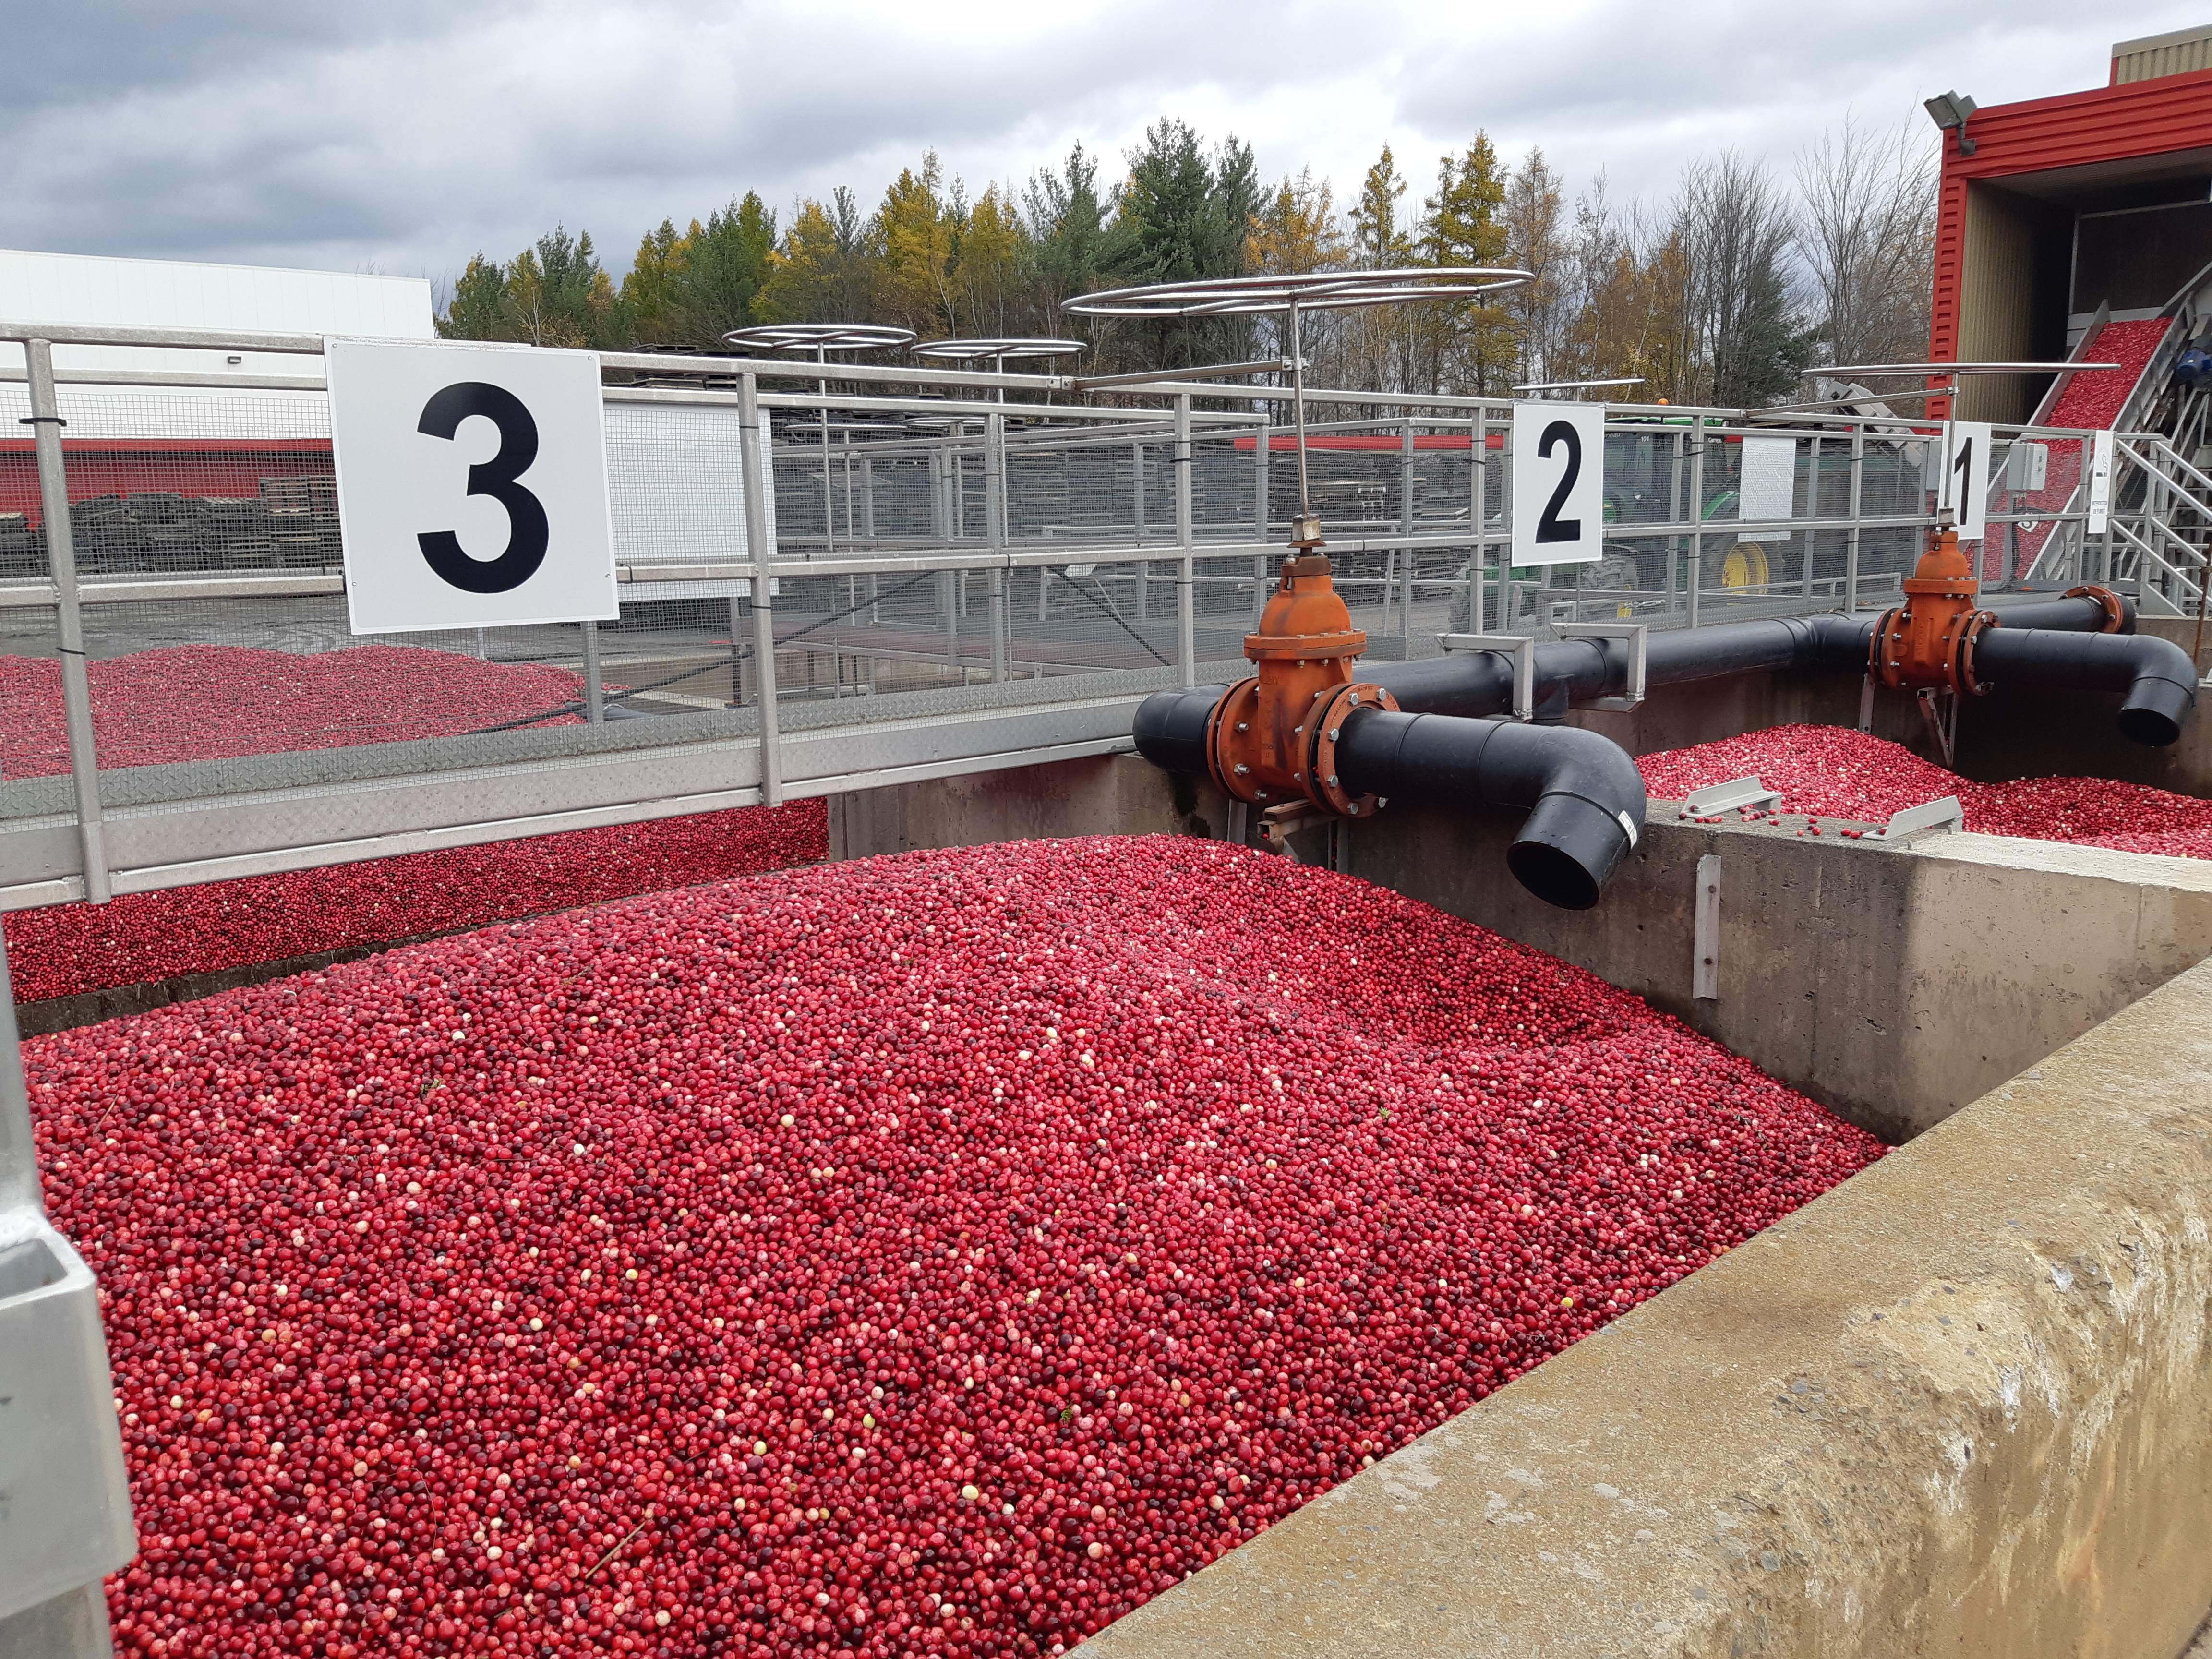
[1,642,828,1005]
[1641,725,2212,859]
[27,836,1883,1659]
[3,804,827,1006]
[1,645,593,779]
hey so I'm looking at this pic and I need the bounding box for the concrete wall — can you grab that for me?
[1340,802,2212,1143]
[1083,952,2212,1659]
[831,754,2212,1143]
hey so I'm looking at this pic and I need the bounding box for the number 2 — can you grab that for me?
[1535,420,1582,544]
[415,382,550,593]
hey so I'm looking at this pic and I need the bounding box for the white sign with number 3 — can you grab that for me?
[1511,401,1605,567]
[329,338,619,634]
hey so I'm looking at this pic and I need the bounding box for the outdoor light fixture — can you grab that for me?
[1923,90,1977,156]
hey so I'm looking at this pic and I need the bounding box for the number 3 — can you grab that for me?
[1535,420,1582,544]
[415,382,550,593]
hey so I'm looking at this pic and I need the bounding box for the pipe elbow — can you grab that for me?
[1505,724,1650,911]
[1971,629,2198,746]
[1334,710,1646,910]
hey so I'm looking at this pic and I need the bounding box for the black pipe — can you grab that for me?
[1130,685,1223,777]
[1980,590,2137,632]
[1333,711,1647,912]
[1364,594,2146,728]
[1127,688,1647,909]
[1971,628,2199,746]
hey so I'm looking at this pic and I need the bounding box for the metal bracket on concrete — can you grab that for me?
[1693,853,1720,1001]
[1869,794,1966,841]
[1438,633,1536,720]
[1557,621,1647,710]
[1679,775,1784,819]
[1858,673,1875,734]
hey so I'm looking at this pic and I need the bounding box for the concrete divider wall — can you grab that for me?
[1082,953,2212,1659]
[833,754,2212,1142]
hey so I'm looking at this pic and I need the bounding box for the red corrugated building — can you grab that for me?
[1931,25,2212,420]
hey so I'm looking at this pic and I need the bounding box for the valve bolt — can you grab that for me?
[1326,774,1339,787]
[1326,728,1340,741]
[1233,764,1250,775]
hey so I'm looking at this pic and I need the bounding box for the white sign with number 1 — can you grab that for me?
[1939,419,1992,542]
[329,338,619,634]
[1510,401,1605,568]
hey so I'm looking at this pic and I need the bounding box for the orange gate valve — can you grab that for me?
[1205,551,1398,818]
[1869,525,1997,696]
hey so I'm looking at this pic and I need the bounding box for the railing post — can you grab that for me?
[1175,392,1195,690]
[581,620,604,723]
[986,413,1009,683]
[1253,409,1270,628]
[1803,435,1818,604]
[1667,427,1684,622]
[24,338,108,903]
[1686,415,1706,630]
[1132,440,1147,623]
[1399,416,1416,638]
[0,917,39,1213]
[1847,420,1864,613]
[736,371,783,806]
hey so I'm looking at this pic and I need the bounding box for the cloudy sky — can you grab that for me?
[2,0,2200,294]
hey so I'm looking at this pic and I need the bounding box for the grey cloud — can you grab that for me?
[0,0,2198,286]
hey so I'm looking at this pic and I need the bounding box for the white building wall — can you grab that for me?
[0,247,434,383]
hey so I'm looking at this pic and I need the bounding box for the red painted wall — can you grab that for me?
[1928,67,2212,416]
[0,440,332,525]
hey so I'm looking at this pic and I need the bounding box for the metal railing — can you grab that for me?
[0,320,2197,914]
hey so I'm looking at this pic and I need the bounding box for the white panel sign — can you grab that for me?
[1736,435,1796,541]
[2086,428,2115,535]
[1511,401,1605,567]
[329,339,617,633]
[1937,419,1991,541]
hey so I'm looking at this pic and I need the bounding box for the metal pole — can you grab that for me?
[1132,442,1147,622]
[1686,415,1706,630]
[1803,436,1818,603]
[581,620,604,723]
[817,345,833,559]
[1667,428,1683,621]
[1399,417,1415,637]
[24,338,108,903]
[986,412,1008,683]
[736,371,783,806]
[1176,392,1195,689]
[0,919,41,1213]
[1253,409,1271,627]
[1846,421,1864,613]
[1289,298,1311,517]
[1475,407,1492,631]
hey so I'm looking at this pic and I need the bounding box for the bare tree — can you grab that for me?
[1795,115,1939,369]
[1672,153,1808,406]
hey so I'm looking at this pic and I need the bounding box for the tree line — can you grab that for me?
[437,115,1936,409]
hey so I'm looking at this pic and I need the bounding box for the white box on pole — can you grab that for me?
[1510,401,1605,567]
[2087,429,2115,534]
[328,339,618,633]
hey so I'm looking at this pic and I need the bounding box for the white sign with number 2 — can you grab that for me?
[329,338,619,634]
[1511,400,1605,568]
